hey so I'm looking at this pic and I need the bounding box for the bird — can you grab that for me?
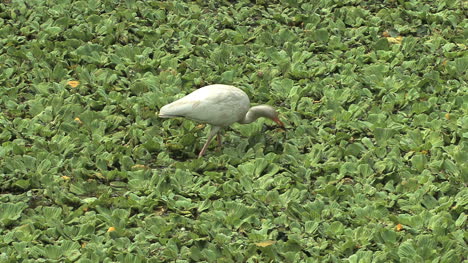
[159,84,284,158]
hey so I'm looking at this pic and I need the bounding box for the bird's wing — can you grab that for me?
[159,86,250,126]
[159,88,215,119]
[159,98,197,118]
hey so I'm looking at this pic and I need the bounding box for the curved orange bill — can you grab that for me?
[273,117,285,127]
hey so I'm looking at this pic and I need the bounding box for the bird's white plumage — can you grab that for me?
[159,84,282,158]
[159,84,250,127]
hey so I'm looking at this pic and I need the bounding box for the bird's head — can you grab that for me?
[253,105,284,127]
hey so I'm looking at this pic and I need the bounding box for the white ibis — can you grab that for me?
[159,84,284,158]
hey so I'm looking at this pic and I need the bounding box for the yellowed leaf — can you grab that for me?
[132,164,148,169]
[387,36,403,44]
[396,224,404,231]
[95,173,105,179]
[61,176,71,181]
[68,80,80,88]
[341,178,354,184]
[445,113,450,120]
[18,224,30,230]
[107,226,116,232]
[74,117,82,124]
[255,240,276,247]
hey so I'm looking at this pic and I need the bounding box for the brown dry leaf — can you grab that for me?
[68,80,80,88]
[155,207,167,216]
[382,31,391,37]
[255,240,276,247]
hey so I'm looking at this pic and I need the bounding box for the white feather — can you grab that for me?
[159,84,250,127]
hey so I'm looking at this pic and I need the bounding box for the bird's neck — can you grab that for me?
[239,105,273,124]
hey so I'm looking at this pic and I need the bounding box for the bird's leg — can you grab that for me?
[198,126,221,158]
[216,133,222,152]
